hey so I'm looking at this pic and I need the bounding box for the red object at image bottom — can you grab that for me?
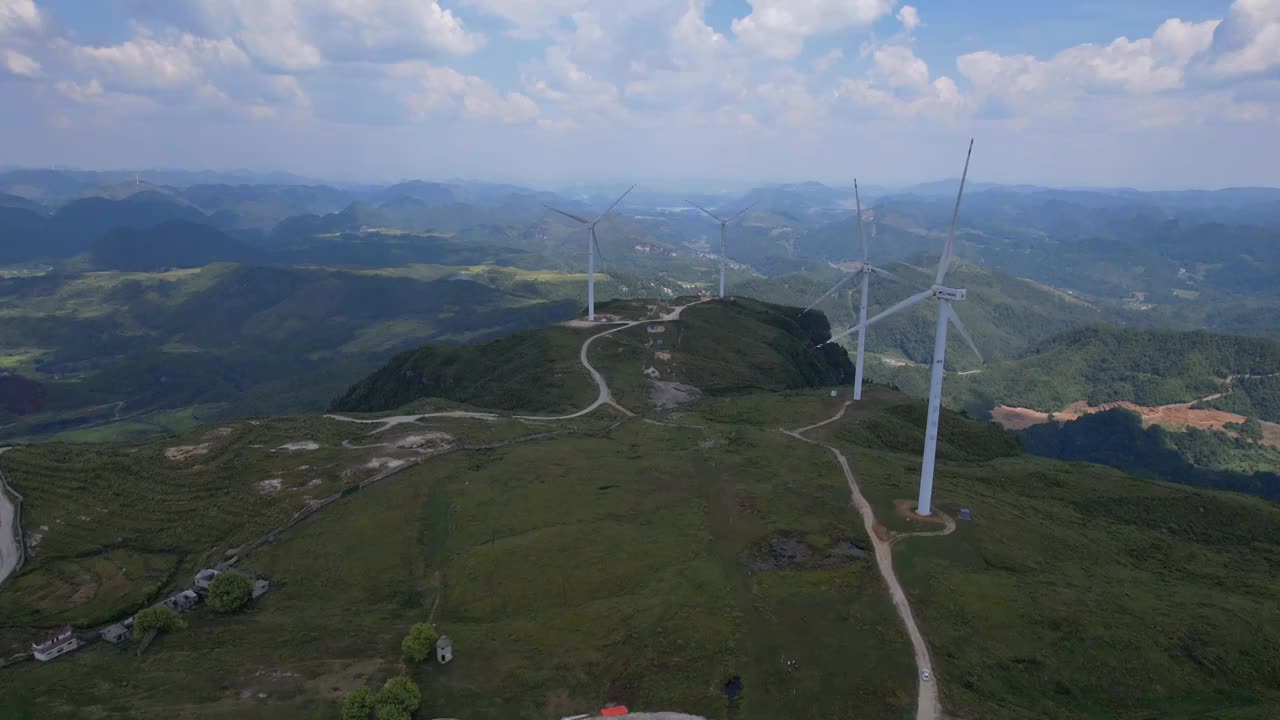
[600,706,629,717]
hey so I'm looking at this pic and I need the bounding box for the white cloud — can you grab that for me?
[71,32,250,91]
[813,48,843,73]
[522,44,626,117]
[956,15,1221,124]
[2,48,40,77]
[835,44,965,117]
[190,0,484,70]
[0,0,42,36]
[393,63,539,124]
[732,0,895,59]
[462,0,590,37]
[871,44,930,89]
[897,5,920,32]
[1199,0,1280,77]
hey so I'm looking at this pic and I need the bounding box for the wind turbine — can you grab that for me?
[800,179,896,400]
[824,139,979,516]
[545,185,635,321]
[685,200,755,297]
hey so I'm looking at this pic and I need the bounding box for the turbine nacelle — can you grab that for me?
[929,285,966,302]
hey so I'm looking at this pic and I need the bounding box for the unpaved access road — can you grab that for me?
[785,400,952,720]
[0,480,20,587]
[328,298,714,430]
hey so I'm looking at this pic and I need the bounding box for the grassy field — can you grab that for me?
[2,386,1278,719]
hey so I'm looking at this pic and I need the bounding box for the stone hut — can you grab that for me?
[99,623,131,644]
[436,634,453,664]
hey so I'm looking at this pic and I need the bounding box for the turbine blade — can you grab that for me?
[867,264,899,280]
[826,288,934,344]
[594,184,636,223]
[946,304,983,362]
[545,205,591,224]
[800,273,855,315]
[725,201,757,224]
[936,138,975,286]
[854,179,867,263]
[591,225,606,264]
[686,199,724,222]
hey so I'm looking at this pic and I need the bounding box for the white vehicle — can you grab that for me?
[921,670,932,682]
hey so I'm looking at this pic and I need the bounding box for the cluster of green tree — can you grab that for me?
[1200,374,1280,424]
[1019,409,1280,500]
[737,260,1112,370]
[342,676,421,720]
[876,325,1280,419]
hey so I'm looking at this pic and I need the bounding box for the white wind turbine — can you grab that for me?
[545,185,635,321]
[825,139,979,516]
[800,179,896,400]
[686,200,755,297]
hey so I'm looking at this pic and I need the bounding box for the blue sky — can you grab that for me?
[1,0,1276,188]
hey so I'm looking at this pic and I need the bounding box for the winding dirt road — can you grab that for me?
[785,400,951,720]
[327,298,713,431]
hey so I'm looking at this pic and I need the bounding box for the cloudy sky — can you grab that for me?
[1,0,1277,188]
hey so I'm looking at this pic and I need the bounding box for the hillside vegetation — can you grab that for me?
[2,388,1278,719]
[331,297,853,414]
[873,325,1280,419]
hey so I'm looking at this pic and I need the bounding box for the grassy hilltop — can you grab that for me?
[1,299,1278,720]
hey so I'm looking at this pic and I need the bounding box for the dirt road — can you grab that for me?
[785,401,945,720]
[0,478,21,587]
[328,298,714,430]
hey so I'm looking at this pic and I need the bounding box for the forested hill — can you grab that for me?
[330,297,854,415]
[873,325,1280,420]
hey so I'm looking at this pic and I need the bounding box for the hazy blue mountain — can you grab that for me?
[89,220,260,271]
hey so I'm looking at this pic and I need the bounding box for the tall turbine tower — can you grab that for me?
[800,180,895,399]
[545,185,635,321]
[686,201,755,297]
[825,140,979,515]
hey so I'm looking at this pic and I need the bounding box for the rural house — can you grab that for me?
[99,623,131,644]
[32,626,83,661]
[161,589,201,613]
[194,568,221,591]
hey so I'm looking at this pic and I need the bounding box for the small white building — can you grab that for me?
[161,589,201,613]
[99,623,131,644]
[251,578,270,600]
[194,568,222,591]
[436,634,453,664]
[32,626,83,661]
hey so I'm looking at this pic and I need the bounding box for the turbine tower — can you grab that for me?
[686,201,754,297]
[825,139,979,516]
[545,185,635,321]
[801,180,896,400]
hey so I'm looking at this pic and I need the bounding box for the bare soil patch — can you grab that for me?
[894,499,951,526]
[649,380,700,410]
[165,443,211,461]
[992,400,1280,447]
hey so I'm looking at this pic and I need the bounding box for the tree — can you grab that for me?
[401,622,439,662]
[207,572,253,613]
[133,607,187,635]
[340,687,375,720]
[377,676,421,714]
[1241,416,1264,442]
[378,707,410,720]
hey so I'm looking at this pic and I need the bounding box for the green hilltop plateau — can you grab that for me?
[1,298,1278,720]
